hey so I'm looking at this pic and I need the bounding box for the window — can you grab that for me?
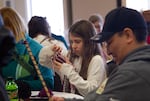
[30,0,65,36]
[126,0,150,11]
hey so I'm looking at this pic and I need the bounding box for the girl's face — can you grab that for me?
[69,33,84,56]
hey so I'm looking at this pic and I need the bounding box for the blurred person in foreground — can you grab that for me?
[52,7,150,101]
[0,7,54,99]
[89,14,116,77]
[0,14,15,101]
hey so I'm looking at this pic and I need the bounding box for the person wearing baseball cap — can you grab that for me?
[52,7,150,101]
[87,7,150,101]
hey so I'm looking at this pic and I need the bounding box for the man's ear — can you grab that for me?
[123,28,135,44]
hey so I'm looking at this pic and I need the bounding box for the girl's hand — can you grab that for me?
[52,44,62,53]
[52,53,66,70]
[52,53,72,70]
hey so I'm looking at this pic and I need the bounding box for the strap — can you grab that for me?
[40,37,49,44]
[12,50,34,74]
[40,36,54,44]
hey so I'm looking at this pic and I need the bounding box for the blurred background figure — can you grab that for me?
[89,14,116,77]
[0,14,15,101]
[28,16,69,49]
[28,16,68,92]
[89,14,104,34]
[142,10,150,44]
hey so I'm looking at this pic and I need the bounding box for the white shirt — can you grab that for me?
[60,55,106,96]
[35,34,68,73]
[38,34,106,96]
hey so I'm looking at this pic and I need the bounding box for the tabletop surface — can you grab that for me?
[30,91,84,100]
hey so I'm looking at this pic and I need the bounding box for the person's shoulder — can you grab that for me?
[51,39,64,45]
[51,33,64,40]
[26,34,43,51]
[92,55,104,61]
[89,55,104,65]
[51,33,63,37]
[51,33,69,49]
[118,60,150,75]
[51,33,66,43]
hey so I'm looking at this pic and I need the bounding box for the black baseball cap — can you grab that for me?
[91,7,147,43]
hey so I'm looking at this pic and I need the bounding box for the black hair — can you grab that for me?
[28,16,51,38]
[132,29,148,42]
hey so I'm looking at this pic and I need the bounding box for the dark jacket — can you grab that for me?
[0,15,14,101]
[65,45,150,101]
[0,76,9,101]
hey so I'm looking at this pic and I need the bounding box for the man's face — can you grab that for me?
[106,32,127,65]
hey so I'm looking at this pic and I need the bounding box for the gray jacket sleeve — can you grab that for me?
[83,69,150,101]
[64,98,83,101]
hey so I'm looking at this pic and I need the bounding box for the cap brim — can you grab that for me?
[90,32,113,43]
[90,33,103,43]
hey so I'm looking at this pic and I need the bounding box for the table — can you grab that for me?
[30,91,84,101]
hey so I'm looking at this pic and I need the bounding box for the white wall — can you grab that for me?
[71,0,116,23]
[0,0,30,25]
[13,0,29,25]
[0,0,4,7]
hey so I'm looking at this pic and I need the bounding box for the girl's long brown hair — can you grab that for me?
[69,20,101,80]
